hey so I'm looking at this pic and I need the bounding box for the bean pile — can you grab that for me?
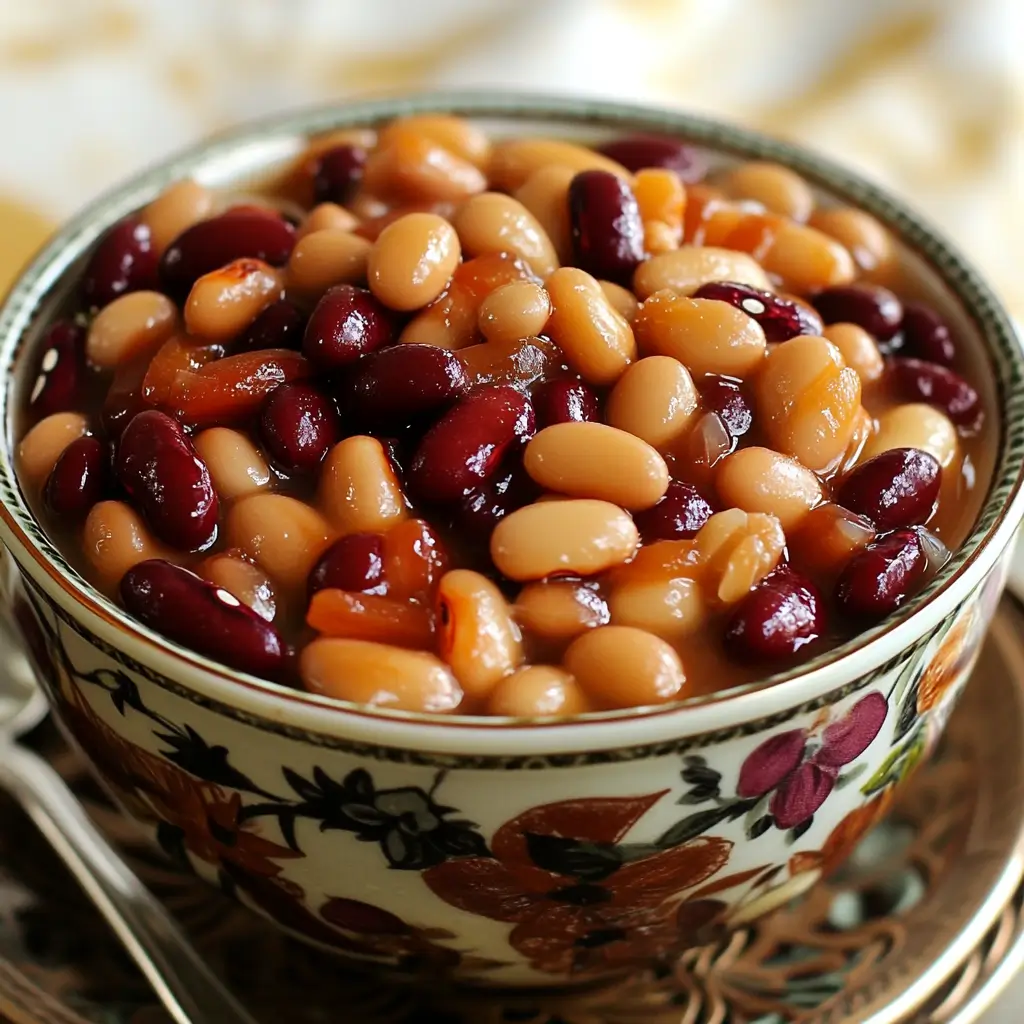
[15,116,988,716]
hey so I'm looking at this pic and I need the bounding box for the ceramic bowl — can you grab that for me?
[1,94,1022,989]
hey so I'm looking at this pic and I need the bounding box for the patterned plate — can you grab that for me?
[4,601,1024,1024]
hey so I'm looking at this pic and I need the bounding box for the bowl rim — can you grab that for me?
[2,90,1023,753]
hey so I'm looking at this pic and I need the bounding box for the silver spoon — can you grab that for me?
[0,619,260,1024]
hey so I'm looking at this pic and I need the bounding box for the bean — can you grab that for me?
[200,553,277,622]
[311,143,367,205]
[260,382,341,474]
[812,283,903,341]
[286,229,372,294]
[599,280,639,323]
[28,321,85,419]
[567,170,644,283]
[633,246,771,299]
[116,410,218,551]
[545,267,636,384]
[900,302,956,365]
[477,281,551,344]
[822,322,884,382]
[719,162,814,221]
[227,493,335,591]
[303,284,396,372]
[453,458,539,542]
[140,179,214,253]
[634,168,685,254]
[837,448,941,529]
[184,258,284,342]
[698,375,754,438]
[82,218,158,309]
[408,385,534,503]
[633,480,715,541]
[533,378,600,427]
[367,213,460,312]
[453,192,558,278]
[83,501,167,588]
[514,165,575,264]
[691,281,819,342]
[457,334,559,392]
[487,666,591,717]
[862,403,958,468]
[307,590,434,649]
[43,435,108,518]
[308,533,386,598]
[513,580,610,640]
[383,517,450,602]
[716,447,822,530]
[609,575,705,641]
[792,502,876,577]
[235,299,306,353]
[378,115,491,167]
[597,134,703,179]
[491,499,639,581]
[364,134,486,203]
[607,356,698,449]
[299,638,462,713]
[889,358,980,426]
[86,290,179,369]
[725,566,824,661]
[297,202,359,239]
[564,625,686,709]
[121,560,285,679]
[808,206,896,276]
[635,291,767,377]
[18,412,89,489]
[694,508,786,604]
[319,436,408,535]
[836,528,927,620]
[488,138,630,192]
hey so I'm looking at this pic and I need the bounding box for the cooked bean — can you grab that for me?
[308,533,387,599]
[28,321,86,419]
[260,382,341,474]
[900,302,956,365]
[367,213,460,311]
[889,358,981,426]
[607,356,698,449]
[524,422,669,509]
[303,283,396,371]
[83,218,158,309]
[378,114,491,167]
[488,138,629,192]
[717,447,822,530]
[17,412,89,489]
[692,281,819,342]
[297,202,359,238]
[83,500,167,588]
[319,436,408,535]
[760,222,855,292]
[457,335,559,391]
[477,280,552,344]
[236,299,306,353]
[725,565,824,661]
[609,576,705,640]
[533,378,601,427]
[633,481,715,541]
[491,499,639,580]
[44,435,108,518]
[140,179,214,253]
[808,206,896,276]
[184,258,283,342]
[300,638,462,712]
[569,170,644,283]
[286,229,372,294]
[515,164,575,263]
[812,283,903,342]
[200,553,277,622]
[453,192,558,278]
[634,168,685,253]
[598,134,703,179]
[792,502,876,577]
[719,162,814,220]
[514,581,610,640]
[862,403,958,468]
[598,280,639,322]
[822,323,884,382]
[837,448,942,530]
[307,589,435,649]
[86,291,179,368]
[695,508,786,604]
[835,528,928,620]
[383,517,450,603]
[364,134,486,203]
[487,666,591,717]
[564,625,686,708]
[633,246,771,299]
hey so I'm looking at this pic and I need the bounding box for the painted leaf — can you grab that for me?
[655,803,735,848]
[736,730,806,798]
[771,763,836,829]
[524,834,624,882]
[422,857,540,923]
[320,897,411,935]
[612,835,732,906]
[815,692,888,768]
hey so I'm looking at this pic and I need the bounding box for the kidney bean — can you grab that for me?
[303,284,396,371]
[453,458,539,541]
[633,480,715,541]
[725,566,824,662]
[811,283,903,341]
[835,528,927,620]
[532,378,600,428]
[236,299,306,353]
[837,448,941,530]
[698,375,754,438]
[691,281,821,341]
[596,134,704,180]
[28,321,85,419]
[889,358,980,426]
[121,559,286,679]
[260,382,341,474]
[900,302,955,365]
[159,210,295,301]
[43,436,108,518]
[568,170,645,284]
[312,143,367,205]
[408,385,535,504]
[82,218,158,309]
[308,533,387,598]
[116,410,219,551]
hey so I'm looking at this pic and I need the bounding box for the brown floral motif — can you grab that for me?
[917,610,980,714]
[787,790,895,878]
[423,793,736,975]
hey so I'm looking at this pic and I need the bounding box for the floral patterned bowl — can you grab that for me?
[1,94,1023,989]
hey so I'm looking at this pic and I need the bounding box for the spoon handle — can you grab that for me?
[0,741,260,1024]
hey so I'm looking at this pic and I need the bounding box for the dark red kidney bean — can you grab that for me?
[409,385,535,504]
[698,375,753,438]
[889,358,981,426]
[596,134,704,181]
[835,528,927,620]
[725,566,824,661]
[44,436,108,518]
[532,378,600,427]
[260,382,341,474]
[900,302,956,366]
[235,299,306,353]
[159,210,295,301]
[307,533,386,598]
[633,480,715,541]
[303,284,396,372]
[116,410,219,551]
[453,459,539,542]
[837,448,941,530]
[345,344,467,428]
[811,283,903,341]
[312,144,367,205]
[121,559,286,680]
[28,321,86,418]
[692,282,820,341]
[100,359,150,440]
[568,170,645,284]
[82,218,158,310]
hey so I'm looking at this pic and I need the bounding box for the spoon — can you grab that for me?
[0,618,260,1024]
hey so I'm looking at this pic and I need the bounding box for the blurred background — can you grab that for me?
[1,0,1023,316]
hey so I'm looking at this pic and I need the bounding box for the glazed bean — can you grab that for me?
[634,168,685,254]
[200,553,277,622]
[17,412,89,489]
[599,280,639,323]
[437,569,523,699]
[86,290,179,369]
[862,403,958,468]
[303,284,396,371]
[307,590,435,649]
[300,638,462,713]
[44,436,108,518]
[812,283,903,341]
[762,221,856,292]
[83,501,168,588]
[900,302,956,365]
[607,356,698,449]
[259,382,341,474]
[716,447,822,531]
[383,517,450,602]
[694,509,786,604]
[792,502,876,577]
[368,213,461,311]
[609,575,705,641]
[533,378,600,428]
[545,267,636,384]
[457,335,559,391]
[725,566,824,661]
[378,115,491,167]
[564,626,686,709]
[513,581,610,640]
[889,358,980,426]
[756,335,862,472]
[719,162,814,221]
[477,281,552,344]
[363,134,486,203]
[286,229,372,294]
[297,202,359,239]
[808,206,896,276]
[514,164,575,264]
[28,321,85,419]
[227,493,335,591]
[82,218,158,309]
[491,499,639,581]
[487,666,591,717]
[838,448,942,529]
[453,192,558,278]
[568,170,644,283]
[836,528,927,620]
[699,376,754,439]
[633,246,771,299]
[633,480,715,541]
[140,179,214,253]
[691,281,818,342]
[319,436,408,535]
[634,292,767,377]
[822,323,884,383]
[597,134,703,179]
[454,459,539,542]
[311,144,367,205]
[488,137,629,192]
[184,258,283,342]
[308,533,387,598]
[676,412,734,486]
[235,299,306,353]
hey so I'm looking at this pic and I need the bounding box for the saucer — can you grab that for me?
[4,600,1024,1024]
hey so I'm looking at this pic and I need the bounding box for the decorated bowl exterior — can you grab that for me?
[1,95,1024,987]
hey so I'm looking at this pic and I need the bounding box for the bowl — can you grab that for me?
[1,93,1022,988]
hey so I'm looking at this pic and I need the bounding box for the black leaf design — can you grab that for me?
[655,803,736,848]
[893,677,921,743]
[525,833,624,882]
[678,786,718,805]
[681,762,722,790]
[791,815,814,841]
[282,767,324,803]
[437,826,490,860]
[155,821,189,868]
[277,811,299,852]
[747,815,773,840]
[726,797,760,821]
[155,725,266,795]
